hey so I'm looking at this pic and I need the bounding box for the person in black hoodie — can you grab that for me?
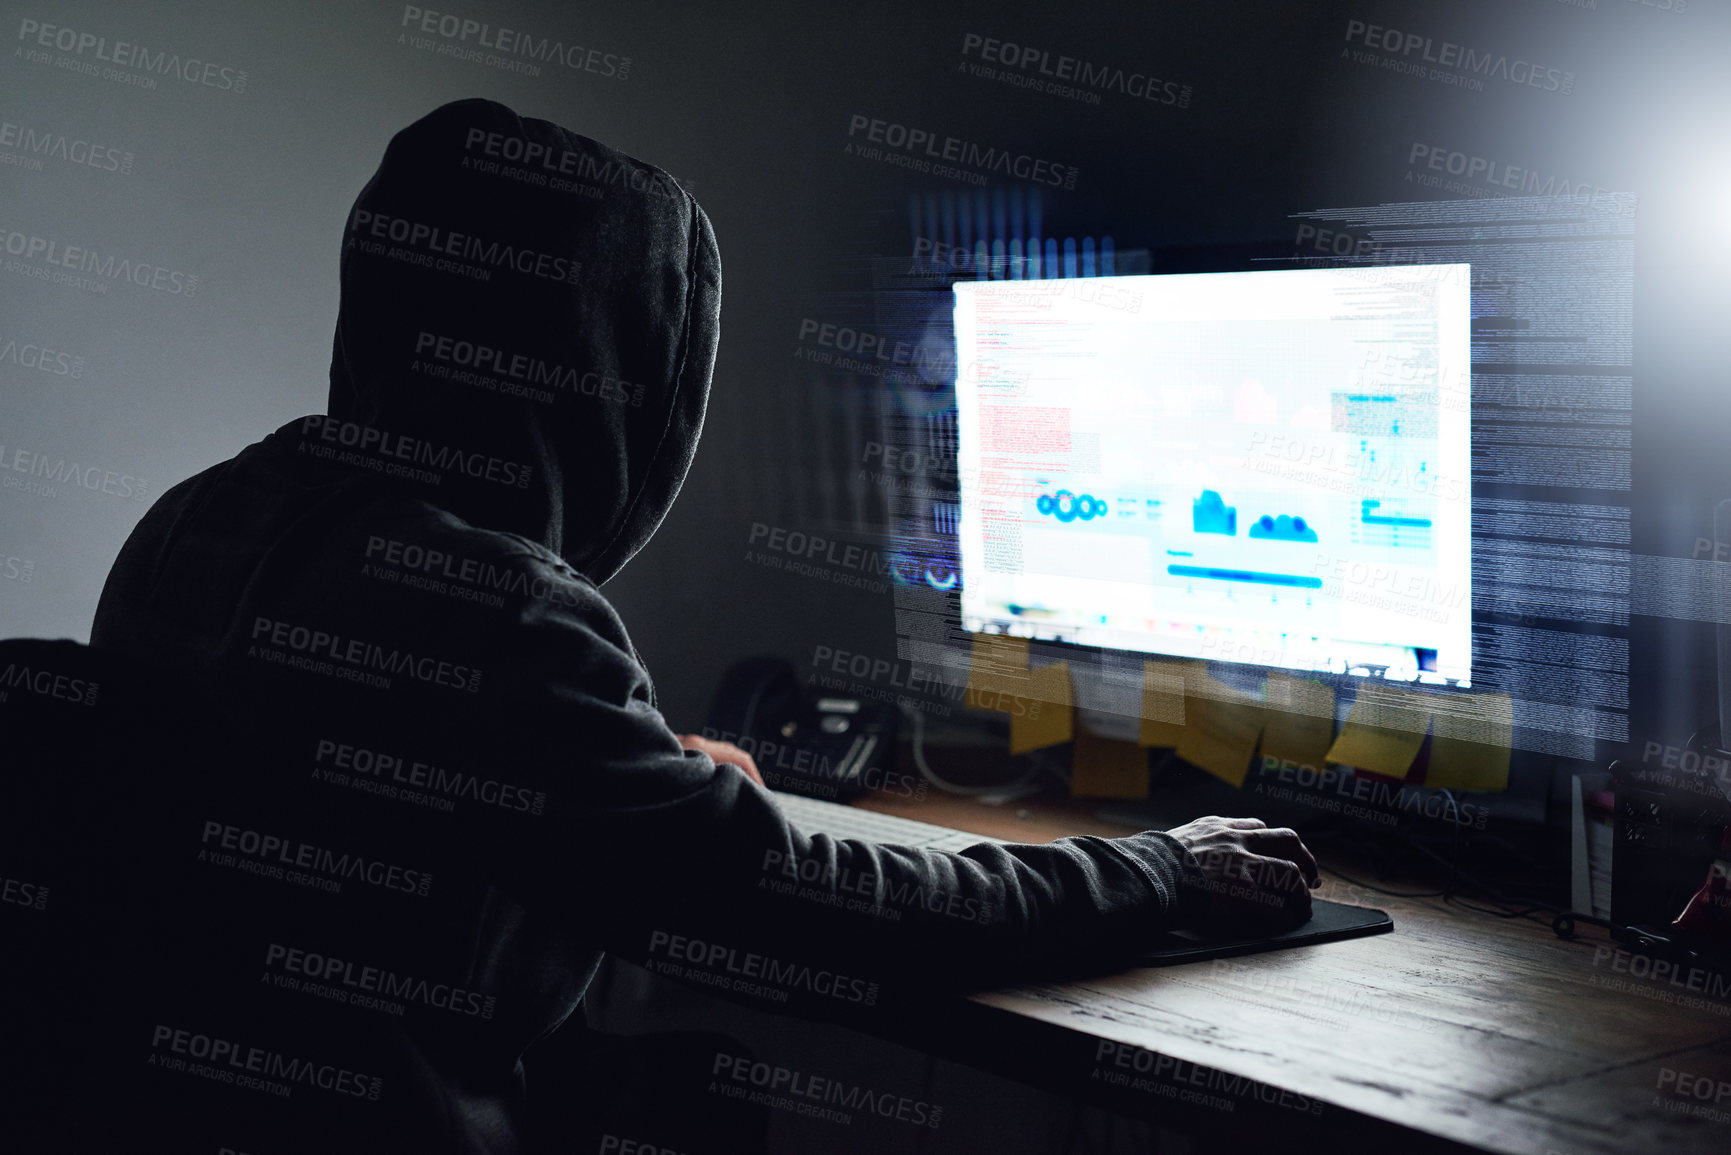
[88,98,1318,1153]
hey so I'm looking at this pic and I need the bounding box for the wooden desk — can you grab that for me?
[856,791,1731,1155]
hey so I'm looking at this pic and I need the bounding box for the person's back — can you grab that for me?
[87,98,1317,1153]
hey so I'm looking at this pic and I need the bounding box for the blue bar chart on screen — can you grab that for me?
[954,264,1473,684]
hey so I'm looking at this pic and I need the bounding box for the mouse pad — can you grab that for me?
[1137,898,1393,966]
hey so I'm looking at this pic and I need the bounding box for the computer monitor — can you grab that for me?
[952,263,1473,685]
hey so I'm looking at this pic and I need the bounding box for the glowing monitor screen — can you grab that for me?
[953,263,1472,684]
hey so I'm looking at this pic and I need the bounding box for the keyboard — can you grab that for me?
[771,790,1003,852]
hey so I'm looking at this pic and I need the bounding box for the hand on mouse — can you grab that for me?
[677,733,765,787]
[1165,816,1319,932]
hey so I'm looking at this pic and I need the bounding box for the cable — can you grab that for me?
[1317,787,1573,923]
[1309,789,1464,899]
[1447,898,1560,928]
[1318,864,1450,899]
[898,701,1045,796]
[1403,832,1564,913]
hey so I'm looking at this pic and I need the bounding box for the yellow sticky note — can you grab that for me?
[967,633,1031,708]
[1262,673,1336,768]
[1010,661,1073,754]
[1071,731,1149,799]
[1326,686,1432,777]
[1137,659,1196,747]
[1427,693,1513,791]
[1174,674,1265,787]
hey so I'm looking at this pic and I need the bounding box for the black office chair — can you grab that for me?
[0,637,480,1153]
[0,638,123,1146]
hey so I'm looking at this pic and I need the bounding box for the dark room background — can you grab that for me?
[2,0,1726,764]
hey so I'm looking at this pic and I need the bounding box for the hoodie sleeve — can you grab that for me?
[464,555,1210,995]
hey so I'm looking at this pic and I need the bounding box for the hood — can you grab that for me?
[326,98,719,585]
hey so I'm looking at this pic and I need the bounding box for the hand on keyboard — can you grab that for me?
[677,733,765,787]
[1166,816,1318,933]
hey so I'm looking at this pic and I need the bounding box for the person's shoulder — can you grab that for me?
[340,495,614,622]
[332,498,652,702]
[357,496,576,570]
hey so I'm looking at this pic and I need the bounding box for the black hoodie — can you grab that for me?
[89,99,1205,1153]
